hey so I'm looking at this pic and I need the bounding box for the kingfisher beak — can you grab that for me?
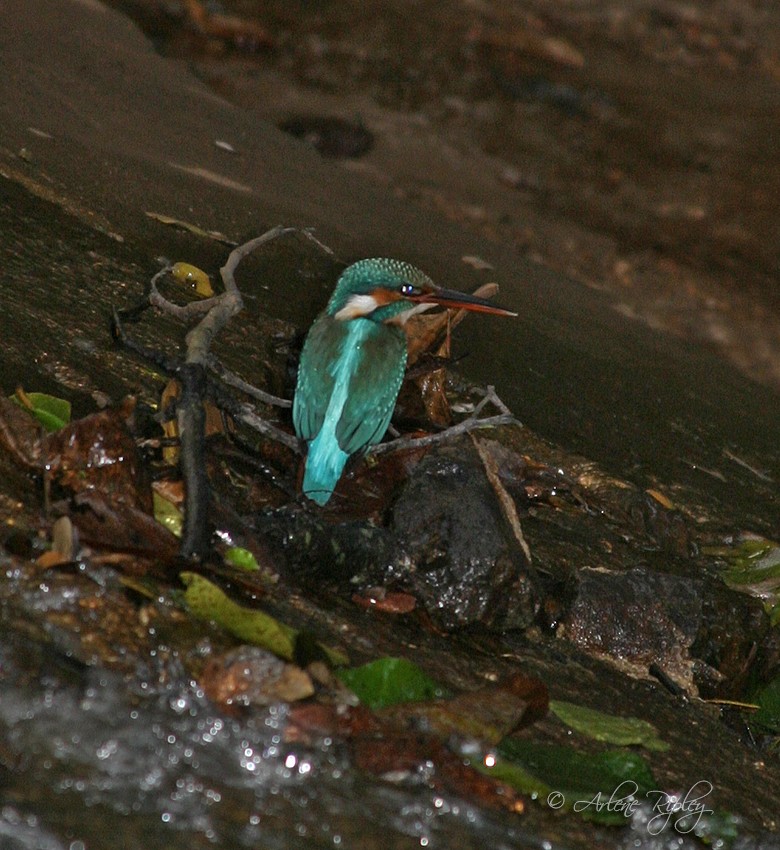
[410,286,517,317]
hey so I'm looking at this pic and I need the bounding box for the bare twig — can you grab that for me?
[111,307,182,373]
[177,363,212,560]
[128,225,309,559]
[235,404,301,453]
[722,447,773,483]
[369,385,517,457]
[369,413,516,457]
[206,355,292,408]
[471,434,532,564]
[148,263,222,322]
[220,225,297,290]
[473,384,512,416]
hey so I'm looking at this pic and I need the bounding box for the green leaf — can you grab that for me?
[496,739,657,825]
[11,391,71,432]
[721,538,780,606]
[475,754,552,800]
[336,657,446,709]
[751,675,780,732]
[153,491,183,538]
[181,572,348,666]
[224,546,260,572]
[550,700,669,751]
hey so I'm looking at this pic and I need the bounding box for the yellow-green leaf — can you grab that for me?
[153,491,183,538]
[224,547,260,572]
[180,572,348,666]
[170,262,214,297]
[550,700,669,752]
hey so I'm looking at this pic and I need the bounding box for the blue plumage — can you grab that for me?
[293,259,427,505]
[293,257,515,505]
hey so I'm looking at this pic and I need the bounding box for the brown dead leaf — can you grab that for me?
[286,674,538,814]
[161,379,229,466]
[201,646,314,709]
[285,704,380,744]
[352,732,524,814]
[35,550,70,570]
[66,489,179,568]
[152,478,185,508]
[382,672,548,744]
[0,396,43,467]
[352,589,417,614]
[44,398,151,511]
[182,0,273,50]
[405,283,500,365]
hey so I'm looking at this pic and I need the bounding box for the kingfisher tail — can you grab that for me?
[302,427,350,506]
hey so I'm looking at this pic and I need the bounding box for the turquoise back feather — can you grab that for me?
[294,258,423,504]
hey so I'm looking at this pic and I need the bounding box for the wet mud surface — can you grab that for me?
[125,0,780,390]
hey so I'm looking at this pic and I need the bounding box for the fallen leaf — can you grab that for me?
[145,212,237,245]
[181,572,348,666]
[224,546,260,572]
[153,491,183,538]
[405,283,501,364]
[12,388,71,432]
[0,396,43,466]
[170,261,214,297]
[549,700,669,752]
[50,515,76,560]
[352,590,417,614]
[35,550,70,569]
[493,739,656,825]
[383,673,548,744]
[352,732,524,814]
[336,656,447,709]
[461,255,494,270]
[44,398,152,511]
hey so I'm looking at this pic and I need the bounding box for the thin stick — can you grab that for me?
[471,434,532,564]
[206,355,292,408]
[369,413,516,457]
[236,405,301,453]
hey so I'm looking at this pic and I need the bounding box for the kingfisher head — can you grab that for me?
[325,258,516,324]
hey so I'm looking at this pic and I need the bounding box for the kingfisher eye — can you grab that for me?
[399,283,420,296]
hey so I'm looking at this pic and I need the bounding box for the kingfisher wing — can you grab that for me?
[336,322,407,455]
[294,316,407,455]
[293,314,344,443]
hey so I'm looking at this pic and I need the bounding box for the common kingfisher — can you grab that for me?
[293,258,516,505]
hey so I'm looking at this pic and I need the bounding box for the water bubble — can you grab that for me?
[96,739,118,760]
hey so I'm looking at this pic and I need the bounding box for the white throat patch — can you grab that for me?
[334,293,379,321]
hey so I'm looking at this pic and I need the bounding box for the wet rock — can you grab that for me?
[252,439,537,632]
[561,565,772,693]
[691,582,774,698]
[201,645,314,708]
[391,439,536,631]
[563,567,702,686]
[252,506,397,583]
